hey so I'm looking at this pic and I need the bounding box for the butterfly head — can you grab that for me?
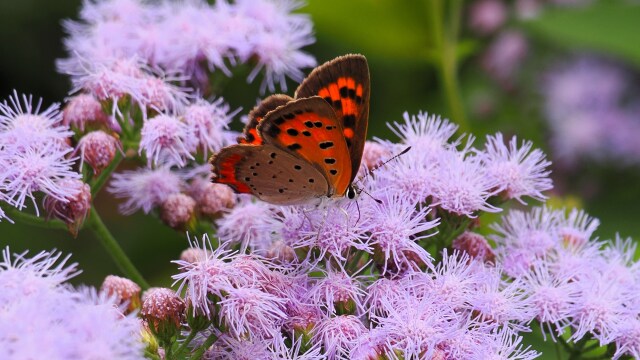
[346,185,357,200]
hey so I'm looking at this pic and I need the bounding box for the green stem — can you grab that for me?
[90,151,124,196]
[189,331,218,360]
[144,350,161,360]
[427,0,470,133]
[555,341,563,360]
[86,206,150,289]
[173,330,198,358]
[6,208,68,230]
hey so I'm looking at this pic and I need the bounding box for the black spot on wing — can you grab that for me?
[319,141,334,149]
[265,125,281,138]
[286,128,299,136]
[343,115,356,128]
[288,143,302,151]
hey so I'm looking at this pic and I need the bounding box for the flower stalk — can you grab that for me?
[85,206,150,290]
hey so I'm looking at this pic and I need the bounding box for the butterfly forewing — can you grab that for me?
[257,97,353,197]
[211,144,329,205]
[239,94,293,145]
[295,54,370,182]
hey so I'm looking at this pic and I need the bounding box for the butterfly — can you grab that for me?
[210,54,370,205]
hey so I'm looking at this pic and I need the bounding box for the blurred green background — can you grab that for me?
[1,0,639,293]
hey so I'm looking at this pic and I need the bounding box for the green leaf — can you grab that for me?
[521,1,640,67]
[304,0,429,61]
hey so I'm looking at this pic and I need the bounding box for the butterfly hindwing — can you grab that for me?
[239,94,294,145]
[257,97,353,197]
[295,54,370,182]
[211,144,329,205]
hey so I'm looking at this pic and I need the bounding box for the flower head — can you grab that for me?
[429,148,500,217]
[139,113,196,167]
[100,275,142,313]
[0,247,143,360]
[63,93,110,131]
[0,90,70,149]
[172,235,240,318]
[108,166,184,215]
[0,142,80,215]
[313,315,367,360]
[219,286,287,339]
[77,130,121,174]
[42,178,91,235]
[307,268,367,316]
[183,97,238,157]
[216,196,275,251]
[363,191,438,274]
[159,193,196,229]
[480,133,553,204]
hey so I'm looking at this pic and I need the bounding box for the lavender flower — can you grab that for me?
[0,90,70,149]
[313,315,367,360]
[480,133,553,204]
[362,191,438,274]
[139,113,196,167]
[482,31,528,86]
[183,97,239,157]
[218,286,287,339]
[215,196,275,251]
[307,268,367,316]
[172,235,239,318]
[108,166,184,215]
[0,142,80,216]
[0,247,144,359]
[429,147,501,217]
[59,0,317,94]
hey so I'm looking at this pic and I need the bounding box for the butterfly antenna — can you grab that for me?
[354,146,411,186]
[369,146,412,176]
[352,146,411,204]
[354,184,383,205]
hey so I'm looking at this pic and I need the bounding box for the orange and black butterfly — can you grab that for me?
[210,54,370,205]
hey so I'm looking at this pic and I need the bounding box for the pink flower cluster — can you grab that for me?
[0,91,80,219]
[493,206,640,357]
[0,247,143,359]
[58,0,316,95]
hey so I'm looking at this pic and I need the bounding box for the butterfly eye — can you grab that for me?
[347,186,357,199]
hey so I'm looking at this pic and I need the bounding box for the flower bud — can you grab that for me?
[141,288,185,345]
[452,231,496,264]
[77,131,121,174]
[43,179,91,236]
[100,275,142,313]
[188,179,235,218]
[160,193,196,230]
[63,93,109,131]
